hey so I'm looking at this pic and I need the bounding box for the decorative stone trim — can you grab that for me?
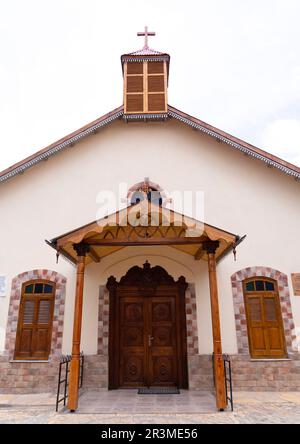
[185,284,199,356]
[230,353,300,391]
[97,283,198,358]
[97,286,109,355]
[0,355,61,393]
[2,352,300,394]
[4,270,67,359]
[231,266,297,355]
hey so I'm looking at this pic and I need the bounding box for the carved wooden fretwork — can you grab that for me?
[97,224,187,243]
[107,261,187,295]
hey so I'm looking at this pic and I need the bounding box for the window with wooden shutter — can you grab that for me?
[124,61,167,114]
[125,62,144,113]
[14,280,55,360]
[146,61,166,113]
[243,278,287,358]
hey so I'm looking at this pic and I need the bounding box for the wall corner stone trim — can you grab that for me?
[97,286,109,356]
[185,283,199,356]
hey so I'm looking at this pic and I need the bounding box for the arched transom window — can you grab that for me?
[243,278,287,359]
[14,280,56,360]
[127,179,167,207]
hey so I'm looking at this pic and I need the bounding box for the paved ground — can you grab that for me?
[0,390,300,424]
[76,390,216,414]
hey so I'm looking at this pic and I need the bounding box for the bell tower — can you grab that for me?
[121,27,170,119]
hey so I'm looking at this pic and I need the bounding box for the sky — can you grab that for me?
[0,0,300,171]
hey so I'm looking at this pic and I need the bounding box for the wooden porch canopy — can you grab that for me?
[48,202,241,265]
[47,203,244,413]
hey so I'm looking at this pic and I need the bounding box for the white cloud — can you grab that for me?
[261,119,300,166]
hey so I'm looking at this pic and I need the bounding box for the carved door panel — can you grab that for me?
[119,296,147,387]
[148,296,178,386]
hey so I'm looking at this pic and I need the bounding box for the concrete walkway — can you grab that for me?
[76,389,216,414]
[0,390,300,424]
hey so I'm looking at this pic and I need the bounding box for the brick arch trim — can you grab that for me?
[231,266,297,355]
[5,270,67,359]
[126,180,169,204]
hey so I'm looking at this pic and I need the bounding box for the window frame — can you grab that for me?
[243,277,287,359]
[14,279,56,361]
[124,61,167,114]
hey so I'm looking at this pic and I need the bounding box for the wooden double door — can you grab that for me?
[107,264,188,389]
[119,293,180,388]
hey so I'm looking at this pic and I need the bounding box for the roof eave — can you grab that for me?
[0,106,124,183]
[1,104,300,183]
[168,105,300,180]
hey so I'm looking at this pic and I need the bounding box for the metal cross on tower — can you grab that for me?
[137,26,155,49]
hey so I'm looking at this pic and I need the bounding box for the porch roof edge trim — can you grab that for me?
[47,203,240,264]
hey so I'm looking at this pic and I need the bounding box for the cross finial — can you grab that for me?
[137,26,155,49]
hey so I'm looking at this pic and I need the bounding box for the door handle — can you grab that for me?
[148,335,154,347]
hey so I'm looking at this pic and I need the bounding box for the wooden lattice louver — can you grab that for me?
[121,27,170,116]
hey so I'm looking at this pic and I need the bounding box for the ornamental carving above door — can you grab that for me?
[107,262,188,389]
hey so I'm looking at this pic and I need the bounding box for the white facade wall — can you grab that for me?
[0,118,299,355]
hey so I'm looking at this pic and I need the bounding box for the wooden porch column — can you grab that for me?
[68,242,89,412]
[203,240,227,411]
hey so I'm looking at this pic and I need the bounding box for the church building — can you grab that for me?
[0,28,300,412]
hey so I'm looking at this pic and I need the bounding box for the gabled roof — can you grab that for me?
[168,106,300,179]
[1,104,300,183]
[120,47,170,77]
[125,47,167,56]
[0,106,124,183]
